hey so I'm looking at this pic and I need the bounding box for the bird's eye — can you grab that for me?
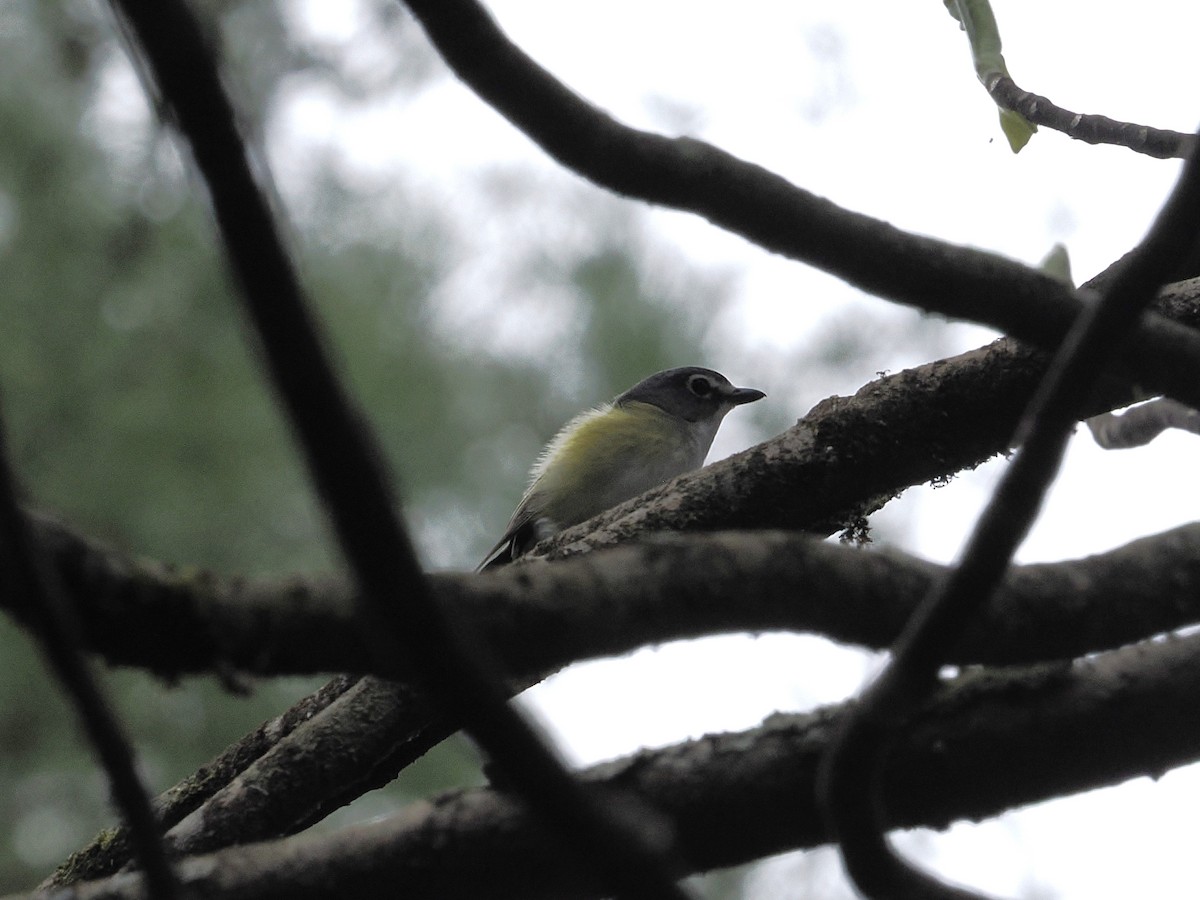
[687,375,715,397]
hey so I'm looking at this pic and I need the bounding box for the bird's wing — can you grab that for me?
[476,505,542,571]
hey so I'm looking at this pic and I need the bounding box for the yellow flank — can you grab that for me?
[528,400,690,529]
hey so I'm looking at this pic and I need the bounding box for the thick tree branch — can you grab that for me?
[43,675,360,889]
[27,272,1200,881]
[821,116,1200,899]
[400,1,1200,412]
[534,277,1200,563]
[13,513,1200,681]
[39,3,1200,884]
[22,629,1200,900]
[35,518,1200,881]
[0,409,177,897]
[112,0,694,895]
[12,281,1199,678]
[44,676,458,887]
[24,3,1197,896]
[12,275,1200,682]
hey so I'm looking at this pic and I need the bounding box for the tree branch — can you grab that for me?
[820,114,1200,899]
[27,270,1200,879]
[13,278,1200,680]
[42,675,360,889]
[533,277,1200,563]
[399,1,1200,412]
[987,74,1197,160]
[25,3,1199,896]
[1087,397,1200,448]
[12,286,1199,672]
[111,0,695,894]
[22,628,1200,900]
[0,409,177,897]
[946,0,1194,159]
[13,512,1200,682]
[35,517,1200,881]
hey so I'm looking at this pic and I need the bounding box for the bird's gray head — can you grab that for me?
[615,366,765,422]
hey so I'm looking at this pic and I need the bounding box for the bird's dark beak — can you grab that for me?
[726,386,765,405]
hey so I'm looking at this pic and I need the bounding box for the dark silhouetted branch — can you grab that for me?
[947,0,1194,160]
[12,511,1200,681]
[821,120,1200,899]
[36,518,1200,879]
[534,277,1200,563]
[42,675,359,889]
[28,3,1200,892]
[21,628,1200,900]
[0,409,178,897]
[110,0,692,895]
[987,74,1198,160]
[25,268,1200,881]
[401,1,1200,412]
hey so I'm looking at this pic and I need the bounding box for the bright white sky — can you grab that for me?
[280,2,1200,897]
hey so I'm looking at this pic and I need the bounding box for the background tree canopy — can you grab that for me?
[2,1,1199,899]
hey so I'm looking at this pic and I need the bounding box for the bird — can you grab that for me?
[478,366,764,570]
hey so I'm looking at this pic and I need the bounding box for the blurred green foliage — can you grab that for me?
[0,0,746,892]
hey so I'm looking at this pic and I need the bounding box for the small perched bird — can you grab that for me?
[479,366,764,570]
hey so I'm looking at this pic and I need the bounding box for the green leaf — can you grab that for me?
[948,0,1038,151]
[999,107,1037,153]
[1038,244,1074,287]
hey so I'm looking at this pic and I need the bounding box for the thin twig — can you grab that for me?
[988,74,1198,160]
[946,0,1194,159]
[108,1,692,897]
[820,127,1200,897]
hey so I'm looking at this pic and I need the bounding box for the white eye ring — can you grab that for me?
[688,375,715,397]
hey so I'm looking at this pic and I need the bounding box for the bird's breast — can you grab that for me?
[529,401,711,530]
